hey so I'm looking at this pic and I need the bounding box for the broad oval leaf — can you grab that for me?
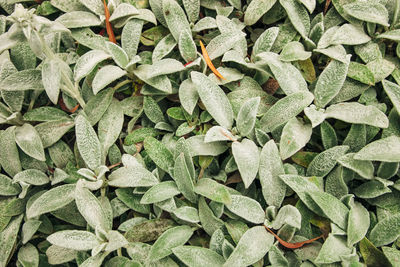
[191,71,234,129]
[92,65,126,95]
[259,140,286,208]
[232,139,259,188]
[27,184,76,218]
[173,153,197,203]
[260,91,314,132]
[314,57,350,108]
[148,225,194,262]
[325,102,389,128]
[382,79,400,115]
[172,246,225,267]
[74,50,110,82]
[56,11,101,28]
[194,178,232,205]
[0,174,21,196]
[0,69,44,91]
[144,136,174,173]
[306,145,349,177]
[186,135,228,156]
[223,226,274,267]
[47,230,100,250]
[140,181,180,204]
[280,117,312,160]
[0,127,21,177]
[162,0,191,41]
[13,169,49,186]
[354,136,400,162]
[108,165,159,188]
[236,97,260,136]
[280,0,310,38]
[42,59,61,104]
[244,0,276,26]
[337,153,374,179]
[18,243,39,267]
[75,114,101,170]
[369,214,400,247]
[225,195,265,224]
[343,2,389,26]
[205,32,246,60]
[15,123,45,161]
[347,201,370,247]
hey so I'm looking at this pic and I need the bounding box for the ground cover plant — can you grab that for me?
[0,0,400,266]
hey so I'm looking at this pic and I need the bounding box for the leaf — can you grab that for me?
[223,226,274,267]
[75,114,101,170]
[377,29,400,41]
[0,174,20,196]
[191,71,233,129]
[122,19,143,59]
[193,17,217,32]
[140,182,179,205]
[306,190,349,229]
[225,195,265,224]
[148,225,193,262]
[173,206,199,223]
[347,202,370,247]
[74,50,111,82]
[162,0,191,41]
[152,33,177,62]
[179,79,198,115]
[83,87,114,126]
[98,99,124,160]
[256,52,308,95]
[314,57,350,108]
[306,145,349,177]
[182,0,200,22]
[325,102,389,128]
[14,169,50,185]
[173,246,225,267]
[27,184,76,218]
[343,2,389,26]
[315,234,352,264]
[205,32,246,60]
[106,42,129,69]
[108,165,159,187]
[236,97,260,137]
[75,180,111,231]
[41,59,61,104]
[56,11,101,28]
[347,61,375,85]
[244,0,277,26]
[92,65,126,95]
[337,153,374,179]
[0,215,23,267]
[179,30,197,63]
[367,59,395,83]
[232,139,259,188]
[0,127,21,177]
[360,237,393,266]
[259,140,286,208]
[330,24,371,46]
[15,124,45,161]
[0,69,44,91]
[18,243,39,267]
[186,135,228,156]
[124,219,176,243]
[279,41,311,61]
[280,0,310,38]
[194,178,231,205]
[23,107,69,122]
[47,230,100,250]
[369,214,400,247]
[260,91,314,132]
[35,118,75,148]
[144,136,174,173]
[382,79,400,115]
[173,153,197,203]
[280,117,312,160]
[46,245,78,265]
[109,3,139,22]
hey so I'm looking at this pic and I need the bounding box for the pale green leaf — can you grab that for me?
[280,117,312,160]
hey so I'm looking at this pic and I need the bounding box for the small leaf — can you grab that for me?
[347,61,375,85]
[14,169,49,185]
[75,114,101,170]
[162,0,191,41]
[0,127,21,177]
[186,135,228,156]
[106,42,129,69]
[75,180,111,231]
[191,71,234,129]
[144,136,174,173]
[47,230,100,250]
[56,11,101,28]
[199,197,224,236]
[0,215,23,267]
[173,206,200,223]
[280,0,310,38]
[205,32,246,60]
[179,79,199,115]
[337,153,374,179]
[15,124,45,161]
[315,234,352,264]
[382,79,400,115]
[148,225,193,262]
[236,97,260,137]
[173,153,197,203]
[0,174,21,196]
[18,243,39,267]
[122,18,143,59]
[314,57,350,108]
[354,135,400,162]
[27,184,76,218]
[280,117,312,160]
[204,126,235,143]
[306,145,349,178]
[173,246,225,267]
[74,50,110,82]
[343,2,389,26]
[259,140,286,207]
[369,214,400,246]
[347,202,370,247]
[279,41,311,62]
[108,165,159,188]
[179,30,197,63]
[252,27,279,58]
[42,59,61,104]
[223,226,274,267]
[124,218,176,243]
[152,34,177,62]
[360,237,393,266]
[232,139,259,188]
[260,91,314,132]
[325,102,389,128]
[92,65,126,95]
[244,0,277,26]
[194,178,231,205]
[225,195,265,224]
[330,24,371,46]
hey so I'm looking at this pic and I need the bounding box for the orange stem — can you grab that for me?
[264,226,323,249]
[103,0,116,44]
[69,104,80,113]
[199,40,225,80]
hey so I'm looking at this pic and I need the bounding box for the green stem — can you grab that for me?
[113,79,132,91]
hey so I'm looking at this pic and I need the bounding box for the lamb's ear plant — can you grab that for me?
[1,0,400,266]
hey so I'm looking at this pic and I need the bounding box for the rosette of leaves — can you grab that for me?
[0,0,400,266]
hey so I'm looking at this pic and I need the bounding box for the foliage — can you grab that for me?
[0,0,400,266]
